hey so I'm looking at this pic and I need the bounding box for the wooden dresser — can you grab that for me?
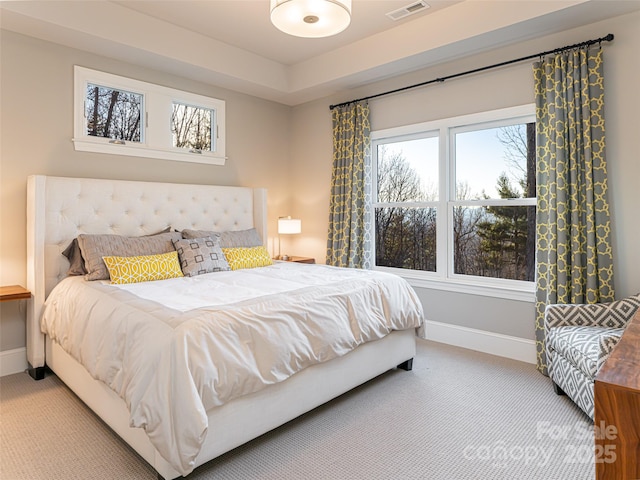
[594,308,640,479]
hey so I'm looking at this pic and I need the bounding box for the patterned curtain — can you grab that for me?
[534,47,615,374]
[326,100,372,268]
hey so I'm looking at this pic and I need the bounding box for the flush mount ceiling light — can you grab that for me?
[270,0,352,38]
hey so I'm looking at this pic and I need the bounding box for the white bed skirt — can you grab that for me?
[46,328,417,479]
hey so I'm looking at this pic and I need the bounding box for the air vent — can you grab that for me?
[386,1,430,21]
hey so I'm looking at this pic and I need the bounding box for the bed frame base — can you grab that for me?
[46,329,416,479]
[153,359,415,480]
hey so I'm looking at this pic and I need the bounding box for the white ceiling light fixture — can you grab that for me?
[270,0,352,38]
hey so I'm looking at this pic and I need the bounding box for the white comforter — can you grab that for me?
[41,262,424,475]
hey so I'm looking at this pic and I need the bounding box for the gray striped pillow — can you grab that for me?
[78,231,182,281]
[181,228,263,248]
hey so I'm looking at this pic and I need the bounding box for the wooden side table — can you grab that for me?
[0,285,37,380]
[280,256,315,264]
[0,285,31,302]
[0,285,40,378]
[595,309,640,479]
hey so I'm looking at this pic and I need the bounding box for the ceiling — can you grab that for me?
[1,1,639,106]
[115,1,463,66]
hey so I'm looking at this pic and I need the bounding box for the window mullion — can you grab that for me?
[369,142,379,267]
[438,126,449,279]
[453,198,536,207]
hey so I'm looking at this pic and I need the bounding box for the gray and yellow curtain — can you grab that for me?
[326,100,372,269]
[534,47,615,374]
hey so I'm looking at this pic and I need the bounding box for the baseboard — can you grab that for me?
[424,320,536,364]
[0,347,28,377]
[0,325,535,377]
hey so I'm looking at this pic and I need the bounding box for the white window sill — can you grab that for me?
[375,267,535,302]
[73,139,226,166]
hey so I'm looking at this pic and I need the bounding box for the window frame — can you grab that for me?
[73,66,226,165]
[371,104,536,301]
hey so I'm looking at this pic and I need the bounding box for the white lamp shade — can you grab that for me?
[270,0,352,38]
[278,217,302,235]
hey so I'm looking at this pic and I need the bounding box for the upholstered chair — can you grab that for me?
[544,293,640,419]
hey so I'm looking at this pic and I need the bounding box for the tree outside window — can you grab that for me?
[86,83,142,142]
[171,103,213,152]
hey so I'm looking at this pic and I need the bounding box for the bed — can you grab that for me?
[26,175,425,479]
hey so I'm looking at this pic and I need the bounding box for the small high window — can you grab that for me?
[74,66,226,165]
[86,83,143,142]
[171,103,213,153]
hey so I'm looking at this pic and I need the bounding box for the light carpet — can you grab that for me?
[0,339,594,479]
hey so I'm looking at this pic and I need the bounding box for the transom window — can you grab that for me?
[171,103,214,153]
[371,105,536,299]
[85,83,143,142]
[74,66,225,165]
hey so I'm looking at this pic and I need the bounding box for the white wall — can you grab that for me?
[290,11,640,340]
[0,31,293,354]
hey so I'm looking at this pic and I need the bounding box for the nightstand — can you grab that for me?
[1,285,40,379]
[0,285,31,302]
[280,256,315,264]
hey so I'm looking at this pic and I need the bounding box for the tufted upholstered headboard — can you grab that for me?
[26,175,267,372]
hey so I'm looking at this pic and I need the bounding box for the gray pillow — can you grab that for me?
[181,229,221,241]
[62,238,87,275]
[62,227,172,276]
[181,228,263,248]
[172,237,230,276]
[78,231,182,281]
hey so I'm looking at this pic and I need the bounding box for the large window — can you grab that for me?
[74,66,225,165]
[372,105,536,299]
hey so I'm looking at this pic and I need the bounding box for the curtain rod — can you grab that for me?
[329,33,614,110]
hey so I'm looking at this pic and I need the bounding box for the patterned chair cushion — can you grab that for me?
[545,294,640,331]
[547,326,624,378]
[551,352,596,419]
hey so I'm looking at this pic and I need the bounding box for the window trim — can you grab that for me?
[73,66,226,165]
[371,104,536,301]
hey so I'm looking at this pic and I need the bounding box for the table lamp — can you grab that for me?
[277,216,301,261]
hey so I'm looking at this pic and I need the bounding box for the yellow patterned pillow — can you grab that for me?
[222,246,273,270]
[103,251,184,284]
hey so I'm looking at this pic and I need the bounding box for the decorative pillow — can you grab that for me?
[172,237,230,277]
[62,227,172,276]
[181,229,220,241]
[102,251,184,285]
[62,238,87,275]
[182,228,263,248]
[222,246,273,270]
[78,231,182,281]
